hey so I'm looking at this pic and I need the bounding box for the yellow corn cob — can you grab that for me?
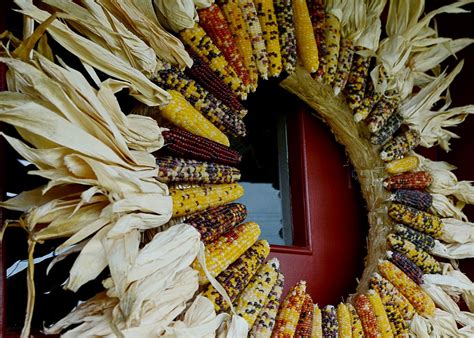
[375,295,409,336]
[235,258,279,327]
[222,1,259,91]
[311,304,323,338]
[272,281,307,337]
[378,260,435,317]
[367,290,393,337]
[254,0,282,77]
[336,303,351,338]
[354,294,379,338]
[347,303,364,338]
[293,0,319,73]
[159,90,230,146]
[322,12,341,85]
[202,240,270,312]
[388,203,443,238]
[193,221,260,285]
[385,156,420,174]
[295,294,314,336]
[250,271,285,337]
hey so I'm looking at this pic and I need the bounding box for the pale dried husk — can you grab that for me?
[154,0,197,33]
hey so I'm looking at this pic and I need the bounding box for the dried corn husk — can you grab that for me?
[194,0,213,9]
[431,240,474,259]
[440,218,474,244]
[431,193,467,221]
[154,0,197,33]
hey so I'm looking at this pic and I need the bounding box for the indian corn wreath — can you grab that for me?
[0,0,473,336]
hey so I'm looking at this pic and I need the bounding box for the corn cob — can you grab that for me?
[293,0,319,74]
[385,156,420,175]
[203,240,270,312]
[387,235,441,275]
[295,294,314,337]
[367,290,393,337]
[380,129,421,162]
[382,301,408,336]
[272,281,307,337]
[370,112,404,145]
[345,51,371,111]
[162,127,242,166]
[391,189,433,212]
[184,49,247,116]
[322,305,338,338]
[383,171,433,191]
[353,86,382,123]
[235,258,279,327]
[274,0,297,74]
[156,156,241,184]
[155,69,246,138]
[394,224,435,252]
[366,94,400,133]
[250,271,285,337]
[159,90,230,146]
[354,294,379,338]
[378,260,436,317]
[307,0,326,77]
[322,11,341,85]
[333,38,354,95]
[386,250,425,285]
[183,203,247,244]
[254,0,282,77]
[388,202,443,238]
[180,24,247,99]
[336,303,351,338]
[312,304,323,338]
[193,221,260,284]
[346,303,364,337]
[369,273,416,321]
[171,183,244,217]
[239,0,269,79]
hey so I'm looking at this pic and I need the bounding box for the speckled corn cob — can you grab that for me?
[345,51,370,111]
[380,129,421,162]
[366,94,400,133]
[162,127,242,166]
[388,202,443,238]
[235,258,279,327]
[295,294,314,337]
[383,171,433,191]
[203,240,270,312]
[391,189,433,211]
[367,290,393,337]
[254,0,282,77]
[336,303,351,338]
[380,300,408,336]
[159,90,230,146]
[293,0,319,73]
[386,250,425,285]
[378,260,436,317]
[184,203,247,244]
[312,304,323,338]
[307,0,326,77]
[354,294,379,338]
[353,86,381,122]
[322,12,341,85]
[394,224,435,252]
[322,305,338,338]
[171,183,244,217]
[387,235,441,274]
[239,0,269,79]
[385,155,420,175]
[250,271,284,337]
[347,303,364,337]
[274,0,297,74]
[272,281,307,337]
[370,112,404,145]
[333,38,354,95]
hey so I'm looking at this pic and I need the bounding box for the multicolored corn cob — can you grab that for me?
[322,305,338,338]
[183,203,247,244]
[193,221,260,284]
[235,258,279,327]
[202,240,270,312]
[354,294,379,338]
[336,303,351,338]
[295,294,314,337]
[394,224,435,252]
[293,0,319,73]
[378,260,436,317]
[353,86,381,123]
[386,250,425,285]
[387,235,441,274]
[307,0,326,77]
[388,202,443,238]
[184,49,247,116]
[272,281,307,337]
[274,0,297,74]
[239,0,269,79]
[333,38,354,95]
[250,271,285,337]
[254,0,282,77]
[171,183,244,217]
[367,290,393,337]
[312,304,323,338]
[381,300,408,336]
[156,156,241,184]
[347,303,364,337]
[221,1,259,92]
[366,94,400,133]
[391,189,433,211]
[383,171,433,191]
[380,129,421,162]
[322,11,341,85]
[162,127,242,166]
[345,51,371,111]
[370,112,404,145]
[385,155,419,175]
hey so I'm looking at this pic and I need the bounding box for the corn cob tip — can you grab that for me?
[354,112,365,123]
[386,251,394,259]
[267,257,280,269]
